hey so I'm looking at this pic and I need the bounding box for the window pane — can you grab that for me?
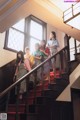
[30,38,40,54]
[30,20,43,40]
[7,28,24,51]
[70,50,75,61]
[69,38,75,61]
[76,40,80,53]
[69,38,75,49]
[12,19,25,32]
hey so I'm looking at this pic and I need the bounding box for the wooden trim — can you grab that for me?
[0,0,19,16]
[0,59,15,69]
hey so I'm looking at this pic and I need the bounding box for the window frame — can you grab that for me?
[69,38,80,61]
[4,19,26,53]
[25,15,47,50]
[4,15,47,53]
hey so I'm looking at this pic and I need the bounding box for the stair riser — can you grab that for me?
[8,107,25,112]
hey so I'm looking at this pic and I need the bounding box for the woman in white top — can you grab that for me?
[47,31,59,72]
[47,31,59,56]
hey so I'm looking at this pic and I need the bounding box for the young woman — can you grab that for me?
[40,40,50,82]
[47,31,59,56]
[24,47,35,68]
[14,51,27,99]
[47,31,59,72]
[33,43,43,82]
[24,47,35,86]
[33,43,43,66]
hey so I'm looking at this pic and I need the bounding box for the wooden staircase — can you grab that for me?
[7,71,70,120]
[0,46,74,120]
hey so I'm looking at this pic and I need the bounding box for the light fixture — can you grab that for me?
[63,2,80,30]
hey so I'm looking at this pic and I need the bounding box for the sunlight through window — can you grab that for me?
[12,19,25,32]
[5,19,25,52]
[30,20,43,53]
[8,28,24,51]
[30,20,43,40]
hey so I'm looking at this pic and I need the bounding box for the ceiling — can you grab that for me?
[0,0,27,22]
[0,0,80,41]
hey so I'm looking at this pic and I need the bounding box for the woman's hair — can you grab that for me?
[35,43,40,48]
[16,51,24,65]
[25,47,29,53]
[51,31,56,39]
[40,40,46,48]
[41,40,46,44]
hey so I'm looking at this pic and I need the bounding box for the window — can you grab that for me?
[4,19,25,52]
[69,38,75,61]
[29,18,45,53]
[30,20,43,40]
[4,15,46,53]
[69,38,80,61]
[7,28,24,51]
[76,40,80,53]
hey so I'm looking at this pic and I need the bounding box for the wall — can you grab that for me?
[0,32,16,67]
[57,64,80,102]
[47,24,65,50]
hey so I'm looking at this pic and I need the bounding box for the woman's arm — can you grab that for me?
[34,56,42,60]
[40,49,48,56]
[24,58,31,72]
[49,40,59,49]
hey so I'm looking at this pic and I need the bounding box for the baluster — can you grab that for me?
[5,91,10,113]
[63,49,66,72]
[53,56,56,79]
[60,51,63,72]
[15,84,20,120]
[59,52,61,72]
[33,70,37,104]
[64,49,68,72]
[25,75,30,120]
[64,48,69,80]
[62,50,65,72]
[41,65,44,96]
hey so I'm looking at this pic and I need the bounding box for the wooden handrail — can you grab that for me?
[0,46,68,98]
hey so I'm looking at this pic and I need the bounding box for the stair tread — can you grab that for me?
[9,104,25,106]
[8,112,25,114]
[8,112,38,115]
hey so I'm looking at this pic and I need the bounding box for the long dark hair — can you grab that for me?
[16,51,24,65]
[51,31,56,39]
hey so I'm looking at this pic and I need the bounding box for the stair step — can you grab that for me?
[6,70,69,120]
[8,112,25,114]
[8,104,25,112]
[42,89,59,99]
[7,113,38,120]
[28,92,42,98]
[28,104,36,113]
[22,113,39,120]
[36,96,54,105]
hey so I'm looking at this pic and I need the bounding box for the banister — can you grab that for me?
[0,46,68,98]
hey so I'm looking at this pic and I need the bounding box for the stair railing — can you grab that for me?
[0,46,69,120]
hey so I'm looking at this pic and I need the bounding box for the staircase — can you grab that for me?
[7,71,70,120]
[0,46,74,120]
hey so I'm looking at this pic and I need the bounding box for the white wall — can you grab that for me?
[0,32,16,67]
[47,24,65,50]
[56,64,80,102]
